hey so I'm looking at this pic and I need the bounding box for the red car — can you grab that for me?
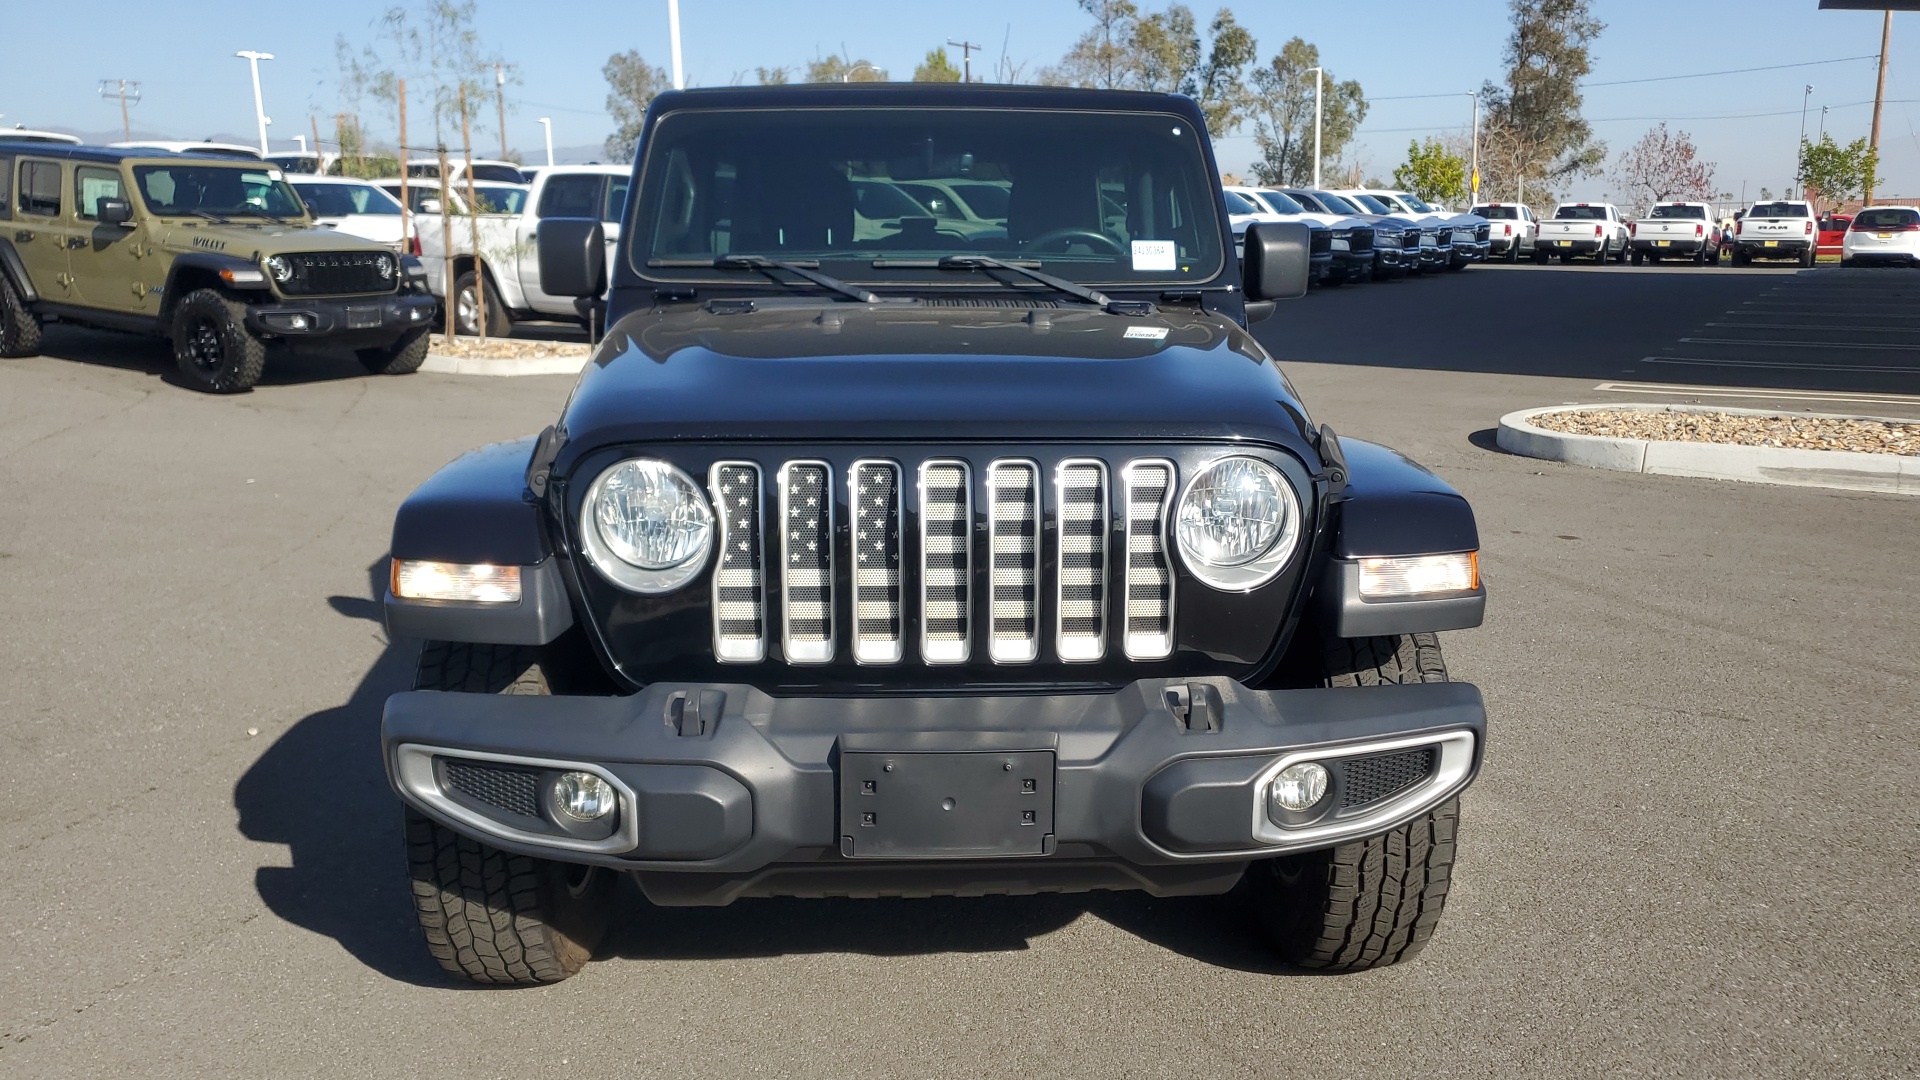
[1817,213,1853,257]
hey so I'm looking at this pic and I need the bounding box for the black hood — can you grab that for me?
[553,301,1316,474]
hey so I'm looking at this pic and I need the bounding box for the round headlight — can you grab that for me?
[374,253,395,280]
[579,458,713,593]
[262,254,293,283]
[1175,456,1301,591]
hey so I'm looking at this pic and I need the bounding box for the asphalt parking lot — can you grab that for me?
[2,264,1917,1079]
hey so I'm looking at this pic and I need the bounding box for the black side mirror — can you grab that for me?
[538,217,607,298]
[1242,221,1310,303]
[98,198,134,227]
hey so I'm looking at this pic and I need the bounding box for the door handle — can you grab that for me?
[68,236,90,250]
[14,231,31,243]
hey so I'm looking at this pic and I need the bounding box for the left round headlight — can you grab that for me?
[262,254,293,283]
[579,458,713,594]
[1174,456,1302,591]
[374,253,395,280]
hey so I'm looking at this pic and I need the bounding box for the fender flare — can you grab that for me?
[1318,434,1484,638]
[0,239,38,303]
[159,251,269,315]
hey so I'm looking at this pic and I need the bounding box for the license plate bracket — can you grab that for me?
[839,750,1055,858]
[345,305,382,329]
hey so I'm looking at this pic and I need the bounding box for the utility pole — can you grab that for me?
[538,117,554,167]
[1307,67,1324,189]
[236,51,274,155]
[495,66,509,160]
[398,79,411,252]
[668,0,685,90]
[97,79,141,142]
[1466,90,1481,199]
[947,39,981,83]
[1867,10,1891,205]
[1794,83,1814,198]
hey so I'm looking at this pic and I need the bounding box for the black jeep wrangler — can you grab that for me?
[381,85,1487,985]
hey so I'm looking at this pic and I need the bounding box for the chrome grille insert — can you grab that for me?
[1055,458,1108,662]
[919,460,972,664]
[710,462,765,662]
[779,461,834,664]
[1122,459,1175,660]
[987,460,1040,663]
[850,460,903,664]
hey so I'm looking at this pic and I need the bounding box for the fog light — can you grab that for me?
[553,771,616,822]
[1356,552,1478,599]
[1269,762,1329,816]
[391,559,521,603]
[287,314,311,331]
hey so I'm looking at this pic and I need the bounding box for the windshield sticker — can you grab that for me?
[266,168,285,181]
[1130,239,1177,271]
[1123,326,1169,340]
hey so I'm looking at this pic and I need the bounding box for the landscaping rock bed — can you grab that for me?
[1528,407,1917,456]
[426,335,591,361]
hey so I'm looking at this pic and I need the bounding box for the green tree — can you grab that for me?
[1044,3,1257,135]
[1247,38,1366,187]
[1798,134,1879,213]
[913,48,962,83]
[755,66,790,85]
[1393,138,1469,205]
[1043,0,1141,90]
[1479,0,1606,203]
[602,50,670,163]
[806,54,886,83]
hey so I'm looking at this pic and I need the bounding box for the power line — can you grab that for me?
[1581,54,1877,89]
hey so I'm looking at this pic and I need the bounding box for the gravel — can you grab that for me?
[1529,407,1919,456]
[427,334,590,360]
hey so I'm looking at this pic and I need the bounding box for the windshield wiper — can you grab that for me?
[876,255,1152,315]
[231,209,292,225]
[702,254,880,303]
[186,209,232,224]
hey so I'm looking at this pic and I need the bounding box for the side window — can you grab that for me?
[603,177,629,223]
[19,160,62,217]
[75,166,125,220]
[0,156,12,221]
[537,175,602,219]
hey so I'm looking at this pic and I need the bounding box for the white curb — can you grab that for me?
[419,352,589,377]
[1496,404,1919,496]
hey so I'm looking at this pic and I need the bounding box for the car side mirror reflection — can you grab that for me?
[1242,220,1310,308]
[538,217,607,299]
[98,198,134,227]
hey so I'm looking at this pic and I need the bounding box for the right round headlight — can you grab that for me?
[262,254,293,283]
[579,458,713,593]
[1174,456,1302,591]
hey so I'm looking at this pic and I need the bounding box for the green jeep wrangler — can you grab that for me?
[0,143,439,392]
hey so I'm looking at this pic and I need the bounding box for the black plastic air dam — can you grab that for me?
[383,677,1485,898]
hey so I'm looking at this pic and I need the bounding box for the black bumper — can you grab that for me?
[383,678,1486,905]
[1540,239,1603,254]
[244,291,438,344]
[1734,239,1812,259]
[1632,239,1707,254]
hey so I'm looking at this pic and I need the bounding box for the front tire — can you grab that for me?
[453,268,514,337]
[171,288,266,392]
[1248,633,1461,972]
[404,642,617,985]
[357,327,431,375]
[0,272,44,358]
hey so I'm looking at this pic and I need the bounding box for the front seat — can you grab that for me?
[732,161,855,253]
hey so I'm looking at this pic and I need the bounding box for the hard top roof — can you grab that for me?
[644,82,1208,123]
[0,142,279,165]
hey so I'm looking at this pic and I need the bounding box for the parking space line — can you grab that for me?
[1593,381,1920,406]
[1703,322,1918,331]
[1678,337,1920,350]
[1642,355,1920,373]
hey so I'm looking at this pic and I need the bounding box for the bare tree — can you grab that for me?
[1609,124,1716,211]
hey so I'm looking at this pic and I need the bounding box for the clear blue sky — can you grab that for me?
[2,1,1911,202]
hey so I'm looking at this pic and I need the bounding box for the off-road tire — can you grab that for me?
[357,327,431,375]
[403,641,616,985]
[1248,633,1461,973]
[453,268,514,338]
[0,272,43,358]
[171,288,267,392]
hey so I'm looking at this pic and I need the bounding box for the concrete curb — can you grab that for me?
[419,352,589,377]
[1496,404,1919,496]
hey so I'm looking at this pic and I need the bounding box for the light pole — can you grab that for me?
[668,0,684,90]
[842,63,886,82]
[537,117,554,167]
[1817,104,1829,144]
[1466,90,1481,200]
[236,51,274,156]
[1794,83,1813,198]
[1306,66,1323,189]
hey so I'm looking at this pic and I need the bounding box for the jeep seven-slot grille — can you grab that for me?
[280,251,394,295]
[705,456,1178,666]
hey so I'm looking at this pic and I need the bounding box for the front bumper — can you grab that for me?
[1449,239,1490,264]
[1419,241,1449,267]
[384,678,1486,905]
[244,290,438,344]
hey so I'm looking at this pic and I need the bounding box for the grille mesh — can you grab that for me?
[1350,227,1375,254]
[1056,460,1108,661]
[711,462,765,662]
[1122,461,1174,659]
[988,461,1040,663]
[920,460,971,663]
[1341,747,1436,809]
[443,759,541,819]
[852,461,903,663]
[282,251,394,295]
[781,462,834,663]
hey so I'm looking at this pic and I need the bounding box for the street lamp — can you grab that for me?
[1794,83,1814,198]
[667,0,684,90]
[537,117,554,167]
[842,62,887,82]
[1306,66,1323,189]
[235,50,274,156]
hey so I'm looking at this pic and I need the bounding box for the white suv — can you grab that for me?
[1840,206,1920,267]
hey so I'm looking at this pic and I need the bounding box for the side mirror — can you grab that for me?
[98,198,134,227]
[538,217,607,298]
[418,198,443,215]
[1242,220,1310,303]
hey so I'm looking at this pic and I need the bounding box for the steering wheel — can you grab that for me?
[1022,228,1127,256]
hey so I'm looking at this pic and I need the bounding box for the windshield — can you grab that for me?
[1748,201,1811,219]
[632,106,1225,285]
[1649,204,1706,219]
[1396,192,1435,213]
[1255,189,1306,214]
[1348,193,1394,215]
[293,182,403,216]
[1223,190,1260,215]
[1555,205,1608,220]
[1472,205,1518,219]
[132,164,305,218]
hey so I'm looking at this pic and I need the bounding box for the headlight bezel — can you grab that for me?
[1173,455,1303,592]
[577,458,714,594]
[261,254,294,284]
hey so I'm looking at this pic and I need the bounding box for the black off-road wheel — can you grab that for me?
[357,327,431,375]
[404,641,618,985]
[0,272,43,358]
[1248,633,1462,973]
[453,268,514,337]
[171,288,267,392]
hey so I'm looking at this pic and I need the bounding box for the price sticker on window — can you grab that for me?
[1130,239,1176,271]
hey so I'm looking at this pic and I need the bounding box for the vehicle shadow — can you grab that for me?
[34,323,381,390]
[241,560,1297,983]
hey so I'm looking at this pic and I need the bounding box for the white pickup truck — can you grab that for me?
[1469,202,1537,262]
[1535,202,1629,263]
[1628,202,1720,265]
[1727,199,1818,267]
[410,165,628,335]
